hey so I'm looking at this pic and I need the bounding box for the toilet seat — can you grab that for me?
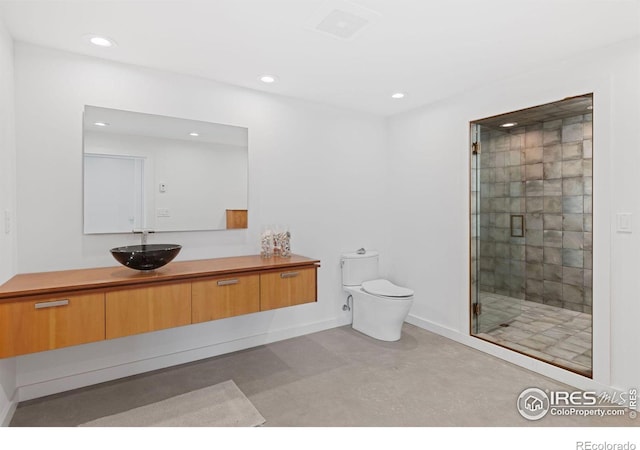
[361,279,414,298]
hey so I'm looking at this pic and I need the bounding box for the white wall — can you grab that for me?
[0,16,17,425]
[388,38,640,393]
[13,43,388,400]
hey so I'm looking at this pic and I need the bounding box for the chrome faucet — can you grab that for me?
[133,229,155,245]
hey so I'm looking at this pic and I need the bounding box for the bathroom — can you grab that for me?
[0,0,639,441]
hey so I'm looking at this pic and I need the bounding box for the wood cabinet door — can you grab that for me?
[105,283,191,339]
[0,292,105,358]
[260,267,317,311]
[192,274,260,323]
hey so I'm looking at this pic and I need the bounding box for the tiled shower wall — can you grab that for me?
[476,114,592,314]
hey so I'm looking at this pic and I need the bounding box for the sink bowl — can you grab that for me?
[110,244,182,271]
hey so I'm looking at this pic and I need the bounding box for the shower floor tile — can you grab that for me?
[475,292,592,377]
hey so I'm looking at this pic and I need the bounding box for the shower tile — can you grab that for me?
[583,122,593,139]
[563,284,584,304]
[525,130,543,148]
[563,267,584,286]
[480,242,495,256]
[526,279,544,296]
[525,180,543,196]
[584,289,593,306]
[543,196,562,213]
[543,214,563,231]
[509,276,525,292]
[543,230,563,248]
[494,182,508,197]
[509,166,525,181]
[511,245,525,261]
[543,179,562,196]
[562,177,583,196]
[525,147,543,164]
[495,242,510,257]
[584,232,592,251]
[583,159,592,177]
[543,264,562,282]
[480,271,495,285]
[526,263,543,280]
[543,129,561,146]
[583,251,592,269]
[510,181,524,197]
[563,231,584,250]
[495,213,510,228]
[526,197,543,213]
[510,133,524,149]
[562,196,584,213]
[543,298,563,308]
[584,196,592,214]
[584,270,593,289]
[562,160,583,178]
[526,246,544,263]
[525,163,543,180]
[525,214,542,230]
[480,168,494,182]
[562,123,584,142]
[543,247,562,265]
[480,257,493,271]
[543,119,562,130]
[543,144,562,163]
[495,134,510,151]
[562,142,583,160]
[583,139,593,158]
[526,230,543,246]
[510,198,525,212]
[563,249,584,268]
[583,177,592,195]
[563,115,584,126]
[495,151,506,168]
[543,162,562,179]
[495,167,509,182]
[508,150,522,166]
[544,281,562,300]
[511,260,525,275]
[584,215,592,232]
[563,214,584,232]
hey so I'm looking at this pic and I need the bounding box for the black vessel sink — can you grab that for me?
[110,244,182,271]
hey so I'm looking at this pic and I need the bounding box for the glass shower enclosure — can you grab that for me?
[470,95,593,377]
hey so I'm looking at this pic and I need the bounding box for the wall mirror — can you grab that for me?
[83,106,248,234]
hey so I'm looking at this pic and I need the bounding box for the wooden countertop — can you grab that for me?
[0,254,320,300]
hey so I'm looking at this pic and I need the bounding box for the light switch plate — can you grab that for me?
[616,213,632,233]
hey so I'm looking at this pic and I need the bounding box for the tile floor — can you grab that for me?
[475,292,592,376]
[11,324,625,427]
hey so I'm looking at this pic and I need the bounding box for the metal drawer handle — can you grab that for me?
[35,299,69,309]
[217,279,239,286]
[280,271,299,279]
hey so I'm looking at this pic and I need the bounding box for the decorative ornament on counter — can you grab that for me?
[260,225,291,258]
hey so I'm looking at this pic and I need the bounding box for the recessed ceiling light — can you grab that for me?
[86,35,116,48]
[259,75,277,84]
[391,92,405,99]
[189,132,200,137]
[93,121,109,127]
[587,105,593,110]
[500,122,518,128]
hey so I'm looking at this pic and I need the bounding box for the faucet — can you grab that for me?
[133,229,155,246]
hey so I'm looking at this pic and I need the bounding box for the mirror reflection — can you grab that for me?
[83,106,248,233]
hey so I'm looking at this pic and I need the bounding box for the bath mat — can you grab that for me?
[79,380,265,427]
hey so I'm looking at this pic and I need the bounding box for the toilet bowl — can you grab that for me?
[341,251,414,342]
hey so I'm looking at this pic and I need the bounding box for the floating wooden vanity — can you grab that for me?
[0,254,320,358]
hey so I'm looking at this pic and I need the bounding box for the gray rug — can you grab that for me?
[79,380,265,427]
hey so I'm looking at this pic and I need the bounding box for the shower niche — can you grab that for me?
[470,94,593,377]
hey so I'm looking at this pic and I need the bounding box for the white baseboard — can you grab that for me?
[17,317,350,402]
[405,313,619,396]
[0,396,17,427]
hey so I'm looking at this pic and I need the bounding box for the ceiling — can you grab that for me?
[0,0,638,116]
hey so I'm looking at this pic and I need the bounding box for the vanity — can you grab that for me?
[0,254,320,359]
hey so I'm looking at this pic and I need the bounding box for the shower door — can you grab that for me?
[471,124,524,334]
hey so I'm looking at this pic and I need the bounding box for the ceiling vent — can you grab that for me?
[306,1,381,40]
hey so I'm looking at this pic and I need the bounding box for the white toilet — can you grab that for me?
[341,250,414,341]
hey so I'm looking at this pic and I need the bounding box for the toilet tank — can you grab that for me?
[341,250,379,286]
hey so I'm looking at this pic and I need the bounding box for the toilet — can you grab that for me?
[341,250,414,341]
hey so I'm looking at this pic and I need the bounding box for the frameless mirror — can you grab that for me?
[83,106,248,234]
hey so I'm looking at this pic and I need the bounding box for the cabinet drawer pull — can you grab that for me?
[280,271,299,279]
[217,279,239,286]
[35,299,69,309]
